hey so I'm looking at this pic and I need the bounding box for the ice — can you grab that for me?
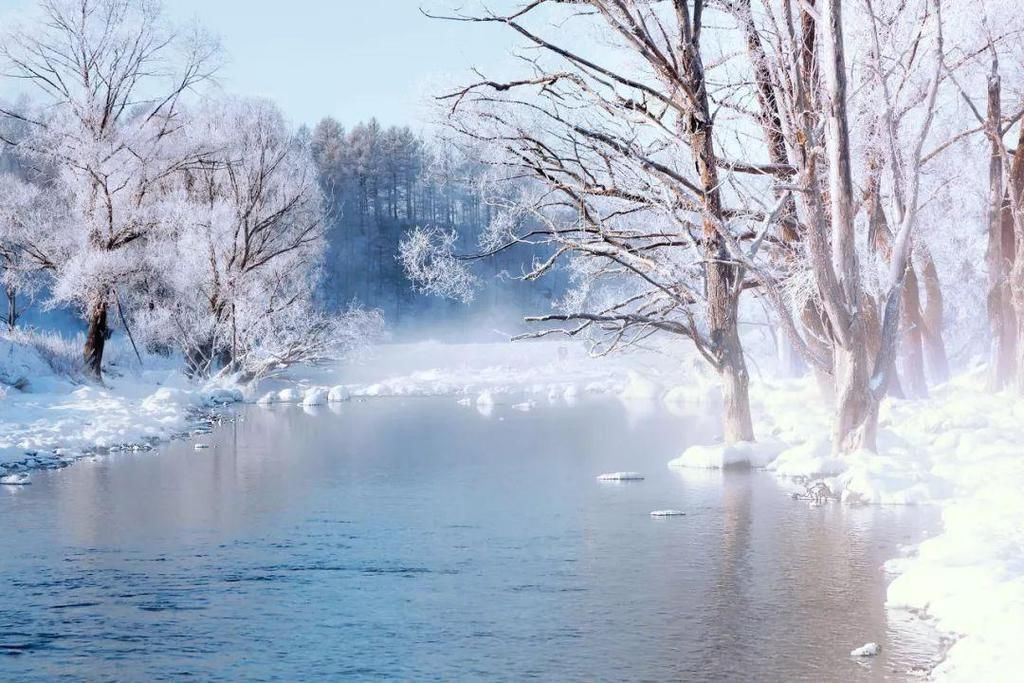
[256,391,277,405]
[0,473,31,486]
[194,443,210,450]
[649,509,686,517]
[512,400,535,412]
[850,643,881,657]
[596,472,645,481]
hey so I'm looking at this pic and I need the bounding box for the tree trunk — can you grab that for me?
[822,0,879,452]
[4,285,16,331]
[833,317,878,453]
[986,71,1015,390]
[900,263,928,398]
[719,306,755,443]
[83,299,109,380]
[918,246,950,382]
[678,12,755,444]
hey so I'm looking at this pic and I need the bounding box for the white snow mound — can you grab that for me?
[277,388,301,403]
[620,371,663,400]
[302,387,329,406]
[669,440,783,470]
[327,385,350,402]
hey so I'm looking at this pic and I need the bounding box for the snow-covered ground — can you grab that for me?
[1,335,242,473]
[3,336,1020,680]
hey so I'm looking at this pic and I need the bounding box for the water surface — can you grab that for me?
[0,398,940,681]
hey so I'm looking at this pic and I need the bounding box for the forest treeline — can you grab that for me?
[308,118,566,328]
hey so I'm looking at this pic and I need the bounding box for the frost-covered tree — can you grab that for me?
[0,0,219,378]
[138,96,362,379]
[403,0,811,444]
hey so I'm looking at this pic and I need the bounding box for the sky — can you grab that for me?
[164,0,519,129]
[0,0,521,130]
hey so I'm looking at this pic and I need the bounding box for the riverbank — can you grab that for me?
[1,335,243,475]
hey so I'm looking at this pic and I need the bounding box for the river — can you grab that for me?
[0,397,942,681]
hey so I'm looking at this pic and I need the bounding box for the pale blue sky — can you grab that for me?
[0,1,521,128]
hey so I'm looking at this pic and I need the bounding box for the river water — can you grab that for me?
[0,397,941,681]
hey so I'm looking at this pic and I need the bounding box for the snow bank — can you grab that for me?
[302,387,329,406]
[669,440,784,470]
[740,373,1024,680]
[328,385,350,402]
[314,340,699,405]
[276,387,301,403]
[1,334,242,475]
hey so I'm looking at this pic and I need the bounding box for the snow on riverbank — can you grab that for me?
[312,339,707,402]
[666,371,1023,682]
[1,336,242,474]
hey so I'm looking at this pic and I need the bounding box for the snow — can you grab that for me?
[619,371,663,400]
[668,440,784,470]
[316,340,695,404]
[302,387,328,406]
[850,642,881,657]
[1,336,241,475]
[597,472,645,481]
[327,385,350,402]
[649,509,686,517]
[734,372,1024,680]
[276,388,301,403]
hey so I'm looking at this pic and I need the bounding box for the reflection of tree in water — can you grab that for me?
[688,470,754,680]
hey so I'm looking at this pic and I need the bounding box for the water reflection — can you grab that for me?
[0,399,940,682]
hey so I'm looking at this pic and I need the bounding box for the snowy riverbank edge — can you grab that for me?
[668,373,1022,683]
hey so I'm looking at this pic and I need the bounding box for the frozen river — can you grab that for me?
[0,397,941,681]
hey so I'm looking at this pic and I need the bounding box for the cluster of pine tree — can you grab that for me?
[309,118,568,335]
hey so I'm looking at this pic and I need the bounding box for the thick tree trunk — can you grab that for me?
[720,323,755,443]
[83,299,109,380]
[833,317,878,453]
[918,246,950,382]
[679,18,755,445]
[822,0,879,452]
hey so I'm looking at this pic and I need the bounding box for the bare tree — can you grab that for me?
[405,0,817,443]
